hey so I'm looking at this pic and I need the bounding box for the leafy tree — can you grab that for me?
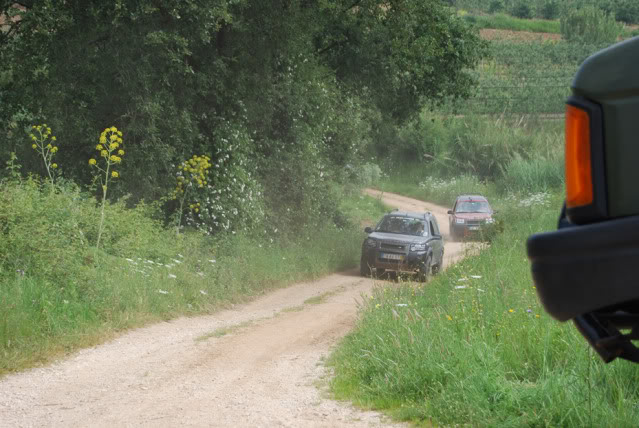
[0,0,486,231]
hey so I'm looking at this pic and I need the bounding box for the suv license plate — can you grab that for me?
[380,253,404,261]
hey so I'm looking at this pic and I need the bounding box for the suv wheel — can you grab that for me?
[418,257,431,282]
[432,258,443,275]
[360,256,372,277]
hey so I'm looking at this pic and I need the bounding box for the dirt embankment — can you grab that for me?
[0,190,470,428]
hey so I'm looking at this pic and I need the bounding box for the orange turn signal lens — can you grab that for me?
[565,104,593,208]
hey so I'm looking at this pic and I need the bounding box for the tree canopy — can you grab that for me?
[0,0,486,232]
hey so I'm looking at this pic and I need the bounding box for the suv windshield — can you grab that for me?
[455,201,491,213]
[376,216,428,236]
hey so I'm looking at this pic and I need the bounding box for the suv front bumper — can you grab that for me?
[361,247,427,273]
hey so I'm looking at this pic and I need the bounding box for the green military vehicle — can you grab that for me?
[527,36,639,363]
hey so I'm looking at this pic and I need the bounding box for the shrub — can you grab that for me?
[511,1,533,19]
[488,0,505,14]
[560,6,622,45]
[614,0,639,24]
[540,0,560,20]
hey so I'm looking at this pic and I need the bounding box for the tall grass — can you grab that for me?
[0,177,384,375]
[329,192,639,426]
[378,114,565,195]
[464,13,561,33]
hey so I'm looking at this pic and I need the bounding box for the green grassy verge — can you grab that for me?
[0,178,386,376]
[329,188,639,426]
[464,13,561,34]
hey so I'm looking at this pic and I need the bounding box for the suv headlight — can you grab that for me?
[366,238,377,248]
[410,243,427,252]
[455,218,465,224]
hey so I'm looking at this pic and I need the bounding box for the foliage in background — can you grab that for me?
[462,12,561,33]
[372,114,564,195]
[440,38,608,116]
[561,5,623,45]
[454,0,639,24]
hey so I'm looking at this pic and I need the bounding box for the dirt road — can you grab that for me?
[0,190,468,428]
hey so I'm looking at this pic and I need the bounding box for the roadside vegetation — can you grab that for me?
[331,114,639,424]
[329,5,639,426]
[331,189,639,426]
[0,172,389,375]
[0,1,486,374]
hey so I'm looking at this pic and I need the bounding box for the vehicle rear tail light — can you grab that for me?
[565,104,593,209]
[563,97,606,224]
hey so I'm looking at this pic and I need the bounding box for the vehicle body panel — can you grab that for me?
[572,36,639,218]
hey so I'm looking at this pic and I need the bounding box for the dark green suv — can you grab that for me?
[360,210,444,281]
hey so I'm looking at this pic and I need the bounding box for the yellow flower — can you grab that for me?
[118,149,125,156]
[117,131,123,137]
[109,142,118,150]
[52,163,58,169]
[194,208,199,213]
[110,126,117,132]
[46,127,52,134]
[508,309,514,313]
[51,147,58,153]
[110,155,118,162]
[111,171,119,178]
[99,135,107,144]
[110,134,118,142]
[89,159,97,165]
[535,314,540,319]
[46,143,52,149]
[51,136,56,141]
[101,150,108,157]
[96,144,103,150]
[375,303,381,309]
[32,144,37,149]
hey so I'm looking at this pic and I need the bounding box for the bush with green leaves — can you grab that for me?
[540,0,560,19]
[511,1,533,19]
[488,0,505,14]
[561,5,622,45]
[613,0,639,24]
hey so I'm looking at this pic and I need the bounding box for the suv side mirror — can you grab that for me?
[364,226,373,234]
[447,210,453,215]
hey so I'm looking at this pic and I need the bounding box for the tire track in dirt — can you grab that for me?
[0,190,472,428]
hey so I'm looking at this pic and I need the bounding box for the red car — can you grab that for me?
[447,195,495,241]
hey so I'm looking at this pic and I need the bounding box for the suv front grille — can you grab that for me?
[380,242,407,252]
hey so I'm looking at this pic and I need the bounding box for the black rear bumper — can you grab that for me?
[527,214,639,322]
